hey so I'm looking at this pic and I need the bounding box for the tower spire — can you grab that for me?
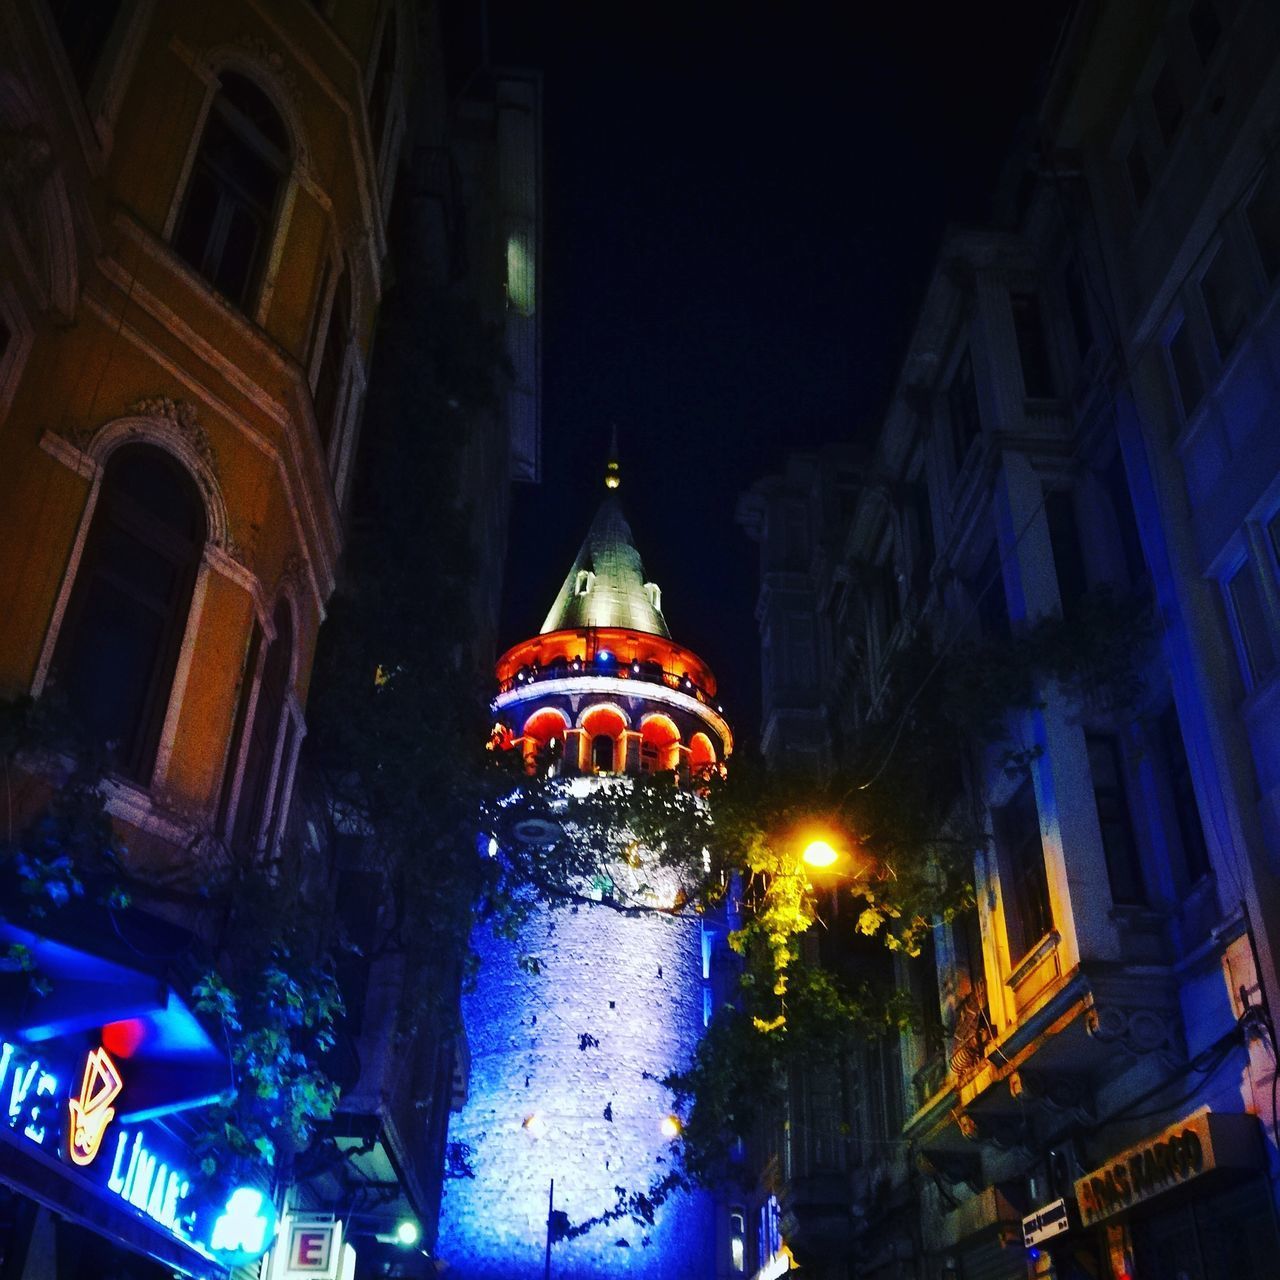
[604,424,620,490]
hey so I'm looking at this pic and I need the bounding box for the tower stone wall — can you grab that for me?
[440,895,714,1278]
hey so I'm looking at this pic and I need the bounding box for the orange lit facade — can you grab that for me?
[0,2,417,1273]
[0,0,409,885]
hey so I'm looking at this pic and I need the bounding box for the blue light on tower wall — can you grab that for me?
[439,892,715,1278]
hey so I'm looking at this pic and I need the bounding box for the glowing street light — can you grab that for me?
[659,1114,682,1139]
[801,839,840,869]
[523,1112,549,1139]
[395,1219,421,1247]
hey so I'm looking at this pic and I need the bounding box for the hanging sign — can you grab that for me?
[271,1214,344,1279]
[1074,1109,1261,1227]
[1022,1197,1069,1247]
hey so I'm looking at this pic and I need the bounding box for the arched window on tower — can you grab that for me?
[50,444,207,783]
[580,704,626,775]
[231,600,293,856]
[689,732,716,779]
[172,72,290,311]
[521,707,568,776]
[591,734,614,773]
[640,715,680,775]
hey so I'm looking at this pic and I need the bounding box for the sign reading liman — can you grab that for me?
[1074,1109,1261,1228]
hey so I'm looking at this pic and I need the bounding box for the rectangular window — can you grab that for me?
[729,1210,746,1274]
[880,565,902,639]
[1011,293,1055,397]
[972,545,1009,643]
[1102,449,1147,587]
[948,348,981,468]
[1087,734,1147,906]
[1225,561,1278,685]
[48,0,122,96]
[908,482,936,592]
[785,615,816,688]
[1200,246,1251,358]
[1168,319,1205,419]
[1064,254,1094,361]
[993,779,1051,962]
[1126,141,1152,209]
[1151,63,1184,147]
[1188,0,1222,65]
[1246,165,1280,283]
[1046,489,1088,616]
[1157,705,1211,887]
[956,906,989,1021]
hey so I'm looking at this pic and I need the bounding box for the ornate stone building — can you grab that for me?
[0,1,537,1275]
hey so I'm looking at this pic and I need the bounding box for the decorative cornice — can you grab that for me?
[234,35,303,107]
[126,396,219,476]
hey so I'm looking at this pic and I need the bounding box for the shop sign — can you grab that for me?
[270,1214,344,1279]
[1074,1109,1261,1227]
[0,1037,61,1149]
[1022,1197,1069,1247]
[2,1029,261,1263]
[102,1125,192,1231]
[69,1045,123,1165]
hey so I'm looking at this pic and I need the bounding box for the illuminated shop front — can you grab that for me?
[1071,1109,1277,1280]
[0,912,245,1278]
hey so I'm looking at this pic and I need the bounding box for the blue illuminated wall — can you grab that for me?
[439,892,715,1278]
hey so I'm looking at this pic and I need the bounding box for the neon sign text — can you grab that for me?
[0,1040,60,1147]
[106,1128,191,1230]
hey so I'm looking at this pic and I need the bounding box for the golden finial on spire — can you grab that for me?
[605,424,620,490]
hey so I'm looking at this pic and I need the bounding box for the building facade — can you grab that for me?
[438,477,733,1278]
[740,2,1280,1278]
[0,1,535,1275]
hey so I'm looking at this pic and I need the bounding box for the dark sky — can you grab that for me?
[474,3,1073,744]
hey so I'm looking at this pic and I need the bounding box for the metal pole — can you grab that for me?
[543,1177,554,1280]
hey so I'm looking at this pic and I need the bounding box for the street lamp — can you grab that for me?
[801,838,840,869]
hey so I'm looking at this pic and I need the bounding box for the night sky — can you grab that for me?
[472,3,1073,743]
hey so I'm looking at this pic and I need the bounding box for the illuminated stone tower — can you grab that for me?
[439,461,732,1279]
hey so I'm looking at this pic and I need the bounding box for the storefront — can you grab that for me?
[1069,1109,1276,1280]
[0,911,246,1278]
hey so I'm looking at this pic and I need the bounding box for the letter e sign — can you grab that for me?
[287,1222,336,1273]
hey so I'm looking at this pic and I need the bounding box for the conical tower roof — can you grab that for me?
[540,495,670,637]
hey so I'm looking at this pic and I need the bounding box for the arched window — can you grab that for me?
[591,734,615,773]
[522,707,568,774]
[173,72,290,311]
[580,704,626,775]
[640,715,680,774]
[689,732,716,777]
[51,444,206,783]
[312,265,351,453]
[232,600,293,854]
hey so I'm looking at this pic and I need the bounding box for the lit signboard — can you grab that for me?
[1074,1109,1261,1227]
[269,1214,344,1279]
[0,1038,60,1148]
[69,1045,123,1164]
[1,1029,277,1265]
